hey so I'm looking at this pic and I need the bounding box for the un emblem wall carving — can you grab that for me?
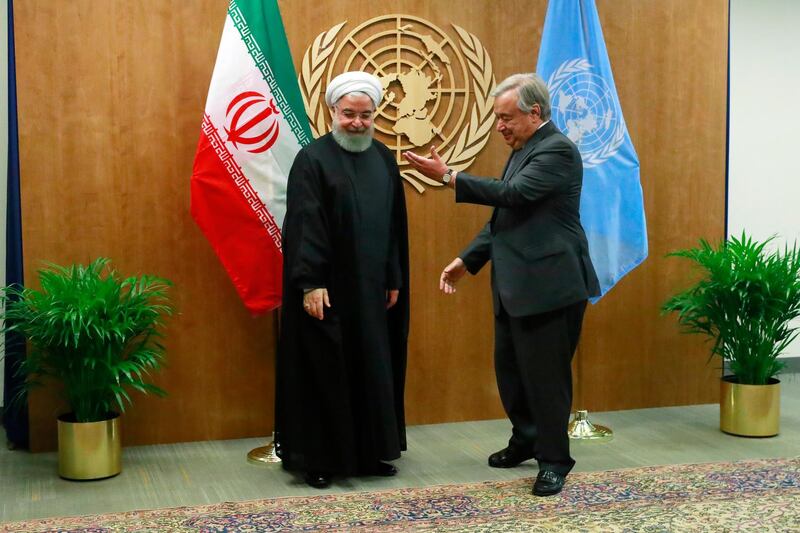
[299,15,496,193]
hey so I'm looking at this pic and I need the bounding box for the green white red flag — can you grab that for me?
[191,0,311,314]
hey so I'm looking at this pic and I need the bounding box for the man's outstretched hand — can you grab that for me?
[440,257,467,294]
[403,146,448,180]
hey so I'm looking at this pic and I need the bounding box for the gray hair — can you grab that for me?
[491,73,551,121]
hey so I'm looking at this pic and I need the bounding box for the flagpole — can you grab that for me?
[247,309,282,465]
[568,346,613,441]
[194,0,309,464]
[538,0,645,442]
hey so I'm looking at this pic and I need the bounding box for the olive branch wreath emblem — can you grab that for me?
[298,19,496,193]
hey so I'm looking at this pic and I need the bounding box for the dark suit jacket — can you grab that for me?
[457,121,600,317]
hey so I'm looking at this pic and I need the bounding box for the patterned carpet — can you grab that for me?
[3,458,799,532]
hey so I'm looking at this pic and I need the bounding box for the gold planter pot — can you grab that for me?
[719,377,780,437]
[57,413,122,480]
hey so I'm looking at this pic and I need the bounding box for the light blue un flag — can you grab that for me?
[537,0,647,300]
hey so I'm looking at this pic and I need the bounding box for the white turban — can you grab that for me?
[325,71,383,108]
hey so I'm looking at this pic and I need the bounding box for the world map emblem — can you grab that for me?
[299,15,496,193]
[547,59,625,168]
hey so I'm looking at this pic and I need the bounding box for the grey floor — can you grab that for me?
[2,373,799,525]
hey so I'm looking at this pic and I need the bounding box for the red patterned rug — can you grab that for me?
[3,458,799,532]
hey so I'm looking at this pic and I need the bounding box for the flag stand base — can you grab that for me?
[568,410,613,441]
[247,433,281,464]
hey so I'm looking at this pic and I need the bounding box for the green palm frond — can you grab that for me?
[0,257,173,422]
[662,232,800,384]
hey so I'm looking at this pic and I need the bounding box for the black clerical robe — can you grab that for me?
[276,133,410,476]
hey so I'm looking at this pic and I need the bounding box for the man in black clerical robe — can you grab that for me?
[275,71,410,489]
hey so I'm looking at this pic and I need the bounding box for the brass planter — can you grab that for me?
[720,376,780,437]
[57,413,122,480]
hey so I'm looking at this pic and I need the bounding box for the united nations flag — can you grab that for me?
[537,0,648,300]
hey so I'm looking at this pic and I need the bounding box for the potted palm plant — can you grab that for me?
[1,258,173,479]
[662,232,800,436]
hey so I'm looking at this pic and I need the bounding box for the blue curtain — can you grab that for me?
[3,0,28,449]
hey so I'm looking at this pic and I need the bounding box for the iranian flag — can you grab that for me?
[191,0,311,314]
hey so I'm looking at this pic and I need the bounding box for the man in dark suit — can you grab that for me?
[404,73,599,496]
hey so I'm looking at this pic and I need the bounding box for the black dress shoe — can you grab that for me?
[488,446,535,468]
[533,470,566,496]
[304,471,332,489]
[369,461,398,477]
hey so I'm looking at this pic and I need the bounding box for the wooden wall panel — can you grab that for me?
[15,0,276,451]
[576,0,728,411]
[14,0,727,450]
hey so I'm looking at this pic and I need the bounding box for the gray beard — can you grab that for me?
[331,122,374,153]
